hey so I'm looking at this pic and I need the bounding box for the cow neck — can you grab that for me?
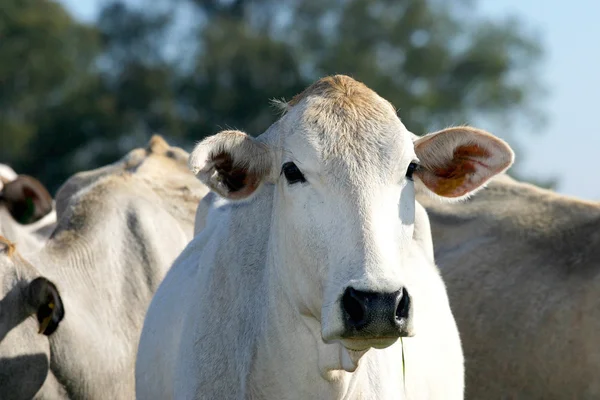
[35,208,109,288]
[29,192,189,399]
[26,207,121,399]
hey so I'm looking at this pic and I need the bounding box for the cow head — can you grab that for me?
[0,236,64,398]
[190,75,513,354]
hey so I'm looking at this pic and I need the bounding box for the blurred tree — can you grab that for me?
[183,0,544,137]
[0,0,99,181]
[29,2,182,189]
[0,0,546,192]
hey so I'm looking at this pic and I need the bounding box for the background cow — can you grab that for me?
[0,136,207,399]
[420,174,600,399]
[136,75,514,399]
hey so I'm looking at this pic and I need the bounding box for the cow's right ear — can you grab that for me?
[189,130,274,200]
[1,175,54,224]
[25,277,65,336]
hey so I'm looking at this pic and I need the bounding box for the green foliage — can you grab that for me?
[0,0,546,192]
[0,0,99,163]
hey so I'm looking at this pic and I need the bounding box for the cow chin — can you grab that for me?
[341,337,398,351]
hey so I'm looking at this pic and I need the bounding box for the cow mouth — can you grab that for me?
[340,337,399,351]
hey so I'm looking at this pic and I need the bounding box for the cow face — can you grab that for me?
[0,237,64,399]
[189,75,513,352]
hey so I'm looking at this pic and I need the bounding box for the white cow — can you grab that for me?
[136,75,514,399]
[0,165,57,255]
[0,236,67,399]
[420,173,600,399]
[0,136,207,399]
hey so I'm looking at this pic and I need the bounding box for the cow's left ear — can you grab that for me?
[25,277,65,336]
[1,175,54,224]
[413,127,514,200]
[189,130,274,200]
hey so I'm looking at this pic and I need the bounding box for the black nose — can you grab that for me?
[341,287,411,338]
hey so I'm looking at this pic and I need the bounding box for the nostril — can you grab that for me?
[395,288,410,322]
[342,287,366,328]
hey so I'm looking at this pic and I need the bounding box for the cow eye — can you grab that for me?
[406,162,420,181]
[281,162,306,185]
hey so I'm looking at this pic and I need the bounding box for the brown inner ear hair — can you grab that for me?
[435,144,491,178]
[421,144,491,197]
[212,152,251,193]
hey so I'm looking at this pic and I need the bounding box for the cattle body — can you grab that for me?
[136,75,514,400]
[420,174,600,399]
[0,164,57,255]
[0,136,208,399]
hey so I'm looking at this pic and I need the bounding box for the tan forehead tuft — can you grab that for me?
[0,236,16,257]
[283,75,404,184]
[288,75,378,108]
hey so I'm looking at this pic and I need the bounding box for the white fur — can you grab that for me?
[0,207,56,256]
[0,164,18,190]
[136,76,513,399]
[0,239,69,399]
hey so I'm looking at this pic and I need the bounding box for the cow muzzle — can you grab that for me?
[339,286,412,350]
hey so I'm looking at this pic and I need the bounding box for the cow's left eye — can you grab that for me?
[406,162,420,181]
[281,162,306,185]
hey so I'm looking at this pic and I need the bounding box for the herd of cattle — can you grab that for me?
[0,75,597,399]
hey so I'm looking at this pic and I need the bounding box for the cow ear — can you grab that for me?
[413,127,514,200]
[1,175,54,224]
[25,277,65,336]
[189,130,273,200]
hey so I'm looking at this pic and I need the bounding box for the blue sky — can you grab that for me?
[59,0,600,200]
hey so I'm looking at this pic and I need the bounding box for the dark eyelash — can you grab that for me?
[406,162,420,181]
[281,162,306,185]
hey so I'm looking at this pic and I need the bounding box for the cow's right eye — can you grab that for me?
[405,162,420,181]
[281,162,306,185]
